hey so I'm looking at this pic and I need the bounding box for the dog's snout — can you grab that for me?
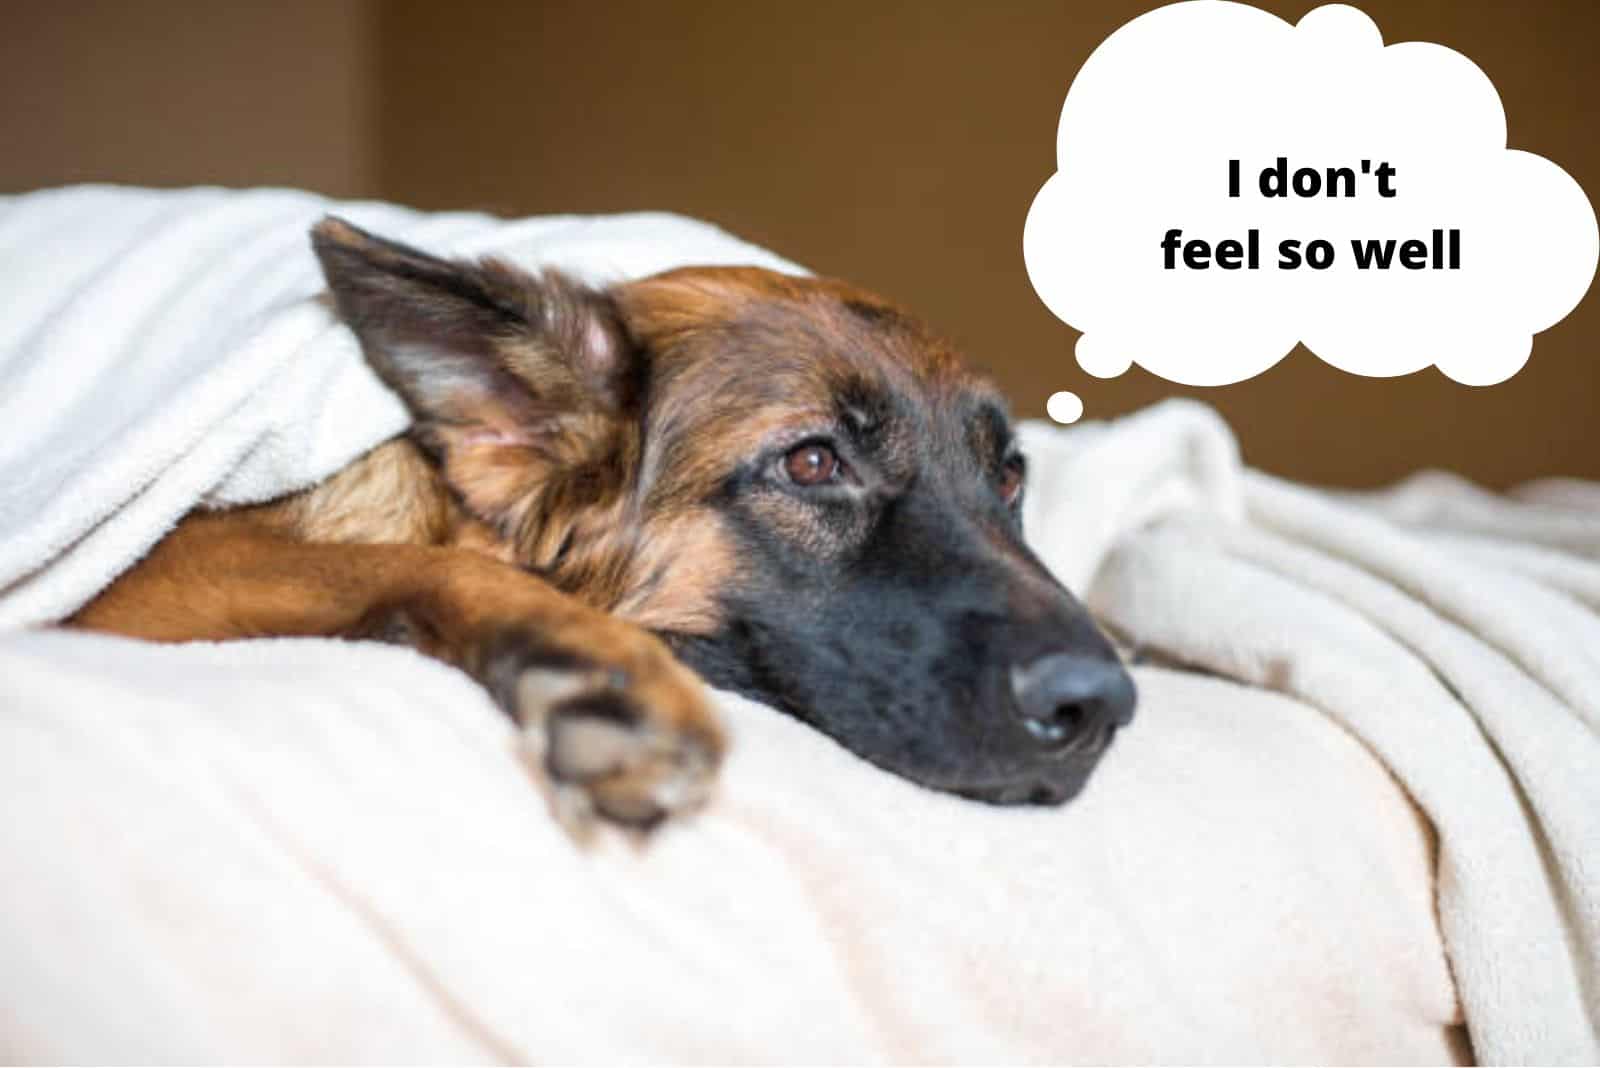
[1010,653,1136,752]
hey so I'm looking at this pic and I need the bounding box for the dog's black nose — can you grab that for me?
[1010,653,1136,752]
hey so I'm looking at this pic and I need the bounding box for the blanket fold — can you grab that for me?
[1033,415,1600,1064]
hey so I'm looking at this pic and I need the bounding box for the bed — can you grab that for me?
[1,186,1595,1064]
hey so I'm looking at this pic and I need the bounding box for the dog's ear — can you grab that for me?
[311,216,639,535]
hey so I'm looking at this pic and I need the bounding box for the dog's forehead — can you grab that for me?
[618,266,1000,427]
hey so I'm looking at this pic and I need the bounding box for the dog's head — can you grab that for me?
[314,218,1135,805]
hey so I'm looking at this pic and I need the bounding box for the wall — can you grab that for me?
[0,1,376,197]
[5,1,1595,488]
[378,0,1600,488]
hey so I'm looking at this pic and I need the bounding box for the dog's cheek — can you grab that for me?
[607,510,739,636]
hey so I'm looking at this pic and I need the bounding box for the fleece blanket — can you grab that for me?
[1027,408,1600,1064]
[1,186,1596,1063]
[0,631,1459,1065]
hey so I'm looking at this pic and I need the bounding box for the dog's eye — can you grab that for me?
[784,442,840,486]
[999,457,1025,506]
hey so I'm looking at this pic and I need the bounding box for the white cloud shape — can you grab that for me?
[1023,1,1598,387]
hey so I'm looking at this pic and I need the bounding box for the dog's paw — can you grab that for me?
[488,632,724,837]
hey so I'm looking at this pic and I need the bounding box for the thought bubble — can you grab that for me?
[1023,1,1598,387]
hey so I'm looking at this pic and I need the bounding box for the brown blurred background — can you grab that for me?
[4,0,1596,488]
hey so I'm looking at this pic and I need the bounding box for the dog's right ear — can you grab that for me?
[311,216,639,534]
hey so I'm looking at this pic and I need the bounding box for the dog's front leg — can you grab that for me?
[71,513,724,832]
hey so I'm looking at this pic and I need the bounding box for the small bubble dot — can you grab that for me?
[1046,391,1084,424]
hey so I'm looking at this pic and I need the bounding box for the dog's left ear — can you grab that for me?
[311,216,639,534]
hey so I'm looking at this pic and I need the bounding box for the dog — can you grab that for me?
[69,217,1136,831]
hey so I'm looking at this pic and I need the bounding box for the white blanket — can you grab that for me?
[1,187,1596,1063]
[0,631,1459,1065]
[1023,406,1600,1064]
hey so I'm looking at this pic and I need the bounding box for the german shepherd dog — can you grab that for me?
[71,218,1136,831]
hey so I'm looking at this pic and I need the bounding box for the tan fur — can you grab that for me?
[259,438,452,544]
[607,510,737,633]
